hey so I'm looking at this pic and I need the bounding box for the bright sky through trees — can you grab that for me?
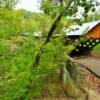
[16,0,41,12]
[16,0,100,13]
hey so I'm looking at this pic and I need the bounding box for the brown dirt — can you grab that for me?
[85,69,100,93]
[36,63,100,100]
[91,52,100,59]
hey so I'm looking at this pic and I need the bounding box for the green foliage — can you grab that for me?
[0,0,99,99]
[0,34,72,99]
[0,8,52,38]
[29,38,74,98]
[24,13,52,35]
[0,0,19,8]
[0,37,36,100]
[92,44,100,52]
[87,13,100,21]
[41,0,61,18]
[41,0,99,24]
[0,8,24,38]
[0,8,53,99]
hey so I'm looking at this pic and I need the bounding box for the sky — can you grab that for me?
[16,0,41,12]
[16,0,100,13]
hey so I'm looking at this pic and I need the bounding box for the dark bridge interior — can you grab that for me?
[68,38,100,57]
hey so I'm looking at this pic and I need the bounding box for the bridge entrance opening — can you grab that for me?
[69,38,100,57]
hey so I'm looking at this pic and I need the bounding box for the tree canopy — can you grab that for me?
[0,0,19,8]
[41,0,99,21]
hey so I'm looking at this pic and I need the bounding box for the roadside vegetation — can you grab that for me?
[92,44,100,52]
[0,0,100,100]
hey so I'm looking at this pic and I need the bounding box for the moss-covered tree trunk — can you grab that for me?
[28,0,81,99]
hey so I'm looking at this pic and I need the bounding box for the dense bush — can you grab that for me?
[0,8,24,38]
[0,37,35,99]
[0,35,74,99]
[0,8,53,99]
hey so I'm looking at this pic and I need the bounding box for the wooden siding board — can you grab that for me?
[86,24,100,39]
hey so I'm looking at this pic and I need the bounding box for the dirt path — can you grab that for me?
[74,57,100,77]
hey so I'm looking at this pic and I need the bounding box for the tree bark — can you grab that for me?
[44,0,72,45]
[32,0,72,69]
[28,0,81,99]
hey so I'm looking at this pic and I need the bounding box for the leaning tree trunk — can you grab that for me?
[28,0,81,99]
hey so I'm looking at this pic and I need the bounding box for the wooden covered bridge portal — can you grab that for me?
[65,20,100,56]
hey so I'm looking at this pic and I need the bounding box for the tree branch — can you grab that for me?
[44,0,72,45]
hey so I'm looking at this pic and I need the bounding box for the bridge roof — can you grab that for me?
[65,20,100,36]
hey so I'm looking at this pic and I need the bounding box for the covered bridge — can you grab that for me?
[65,20,100,56]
